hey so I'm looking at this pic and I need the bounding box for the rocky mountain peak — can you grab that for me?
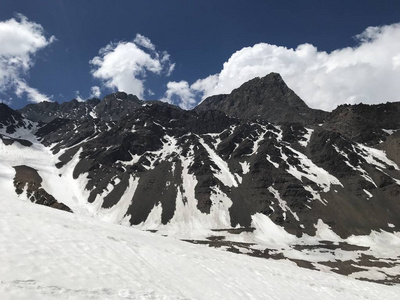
[92,92,142,121]
[238,72,289,96]
[101,91,140,102]
[194,72,328,125]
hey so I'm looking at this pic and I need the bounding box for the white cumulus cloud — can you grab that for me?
[74,91,84,102]
[173,23,400,111]
[161,81,196,110]
[90,34,174,99]
[75,86,101,102]
[15,81,52,103]
[90,86,101,98]
[134,34,155,51]
[0,14,55,103]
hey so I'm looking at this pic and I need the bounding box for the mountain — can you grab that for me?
[1,73,400,285]
[194,73,328,124]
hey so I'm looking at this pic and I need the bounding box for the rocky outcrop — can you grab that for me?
[13,165,72,212]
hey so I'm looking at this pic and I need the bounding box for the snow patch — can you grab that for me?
[239,161,250,174]
[251,213,297,246]
[268,186,299,221]
[283,145,343,192]
[382,129,397,135]
[89,110,97,119]
[299,128,314,147]
[136,202,163,231]
[249,124,268,155]
[356,143,399,170]
[266,154,279,168]
[363,189,373,199]
[198,137,238,187]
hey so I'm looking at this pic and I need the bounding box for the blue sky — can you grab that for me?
[1,0,400,110]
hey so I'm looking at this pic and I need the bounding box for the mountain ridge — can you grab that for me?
[1,73,400,284]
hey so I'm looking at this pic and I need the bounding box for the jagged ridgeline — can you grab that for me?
[2,73,400,283]
[1,73,399,238]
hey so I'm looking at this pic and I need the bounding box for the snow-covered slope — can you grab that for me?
[2,196,400,300]
[0,123,90,215]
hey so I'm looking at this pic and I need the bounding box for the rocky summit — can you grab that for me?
[195,73,328,124]
[1,72,400,284]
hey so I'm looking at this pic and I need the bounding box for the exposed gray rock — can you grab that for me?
[194,73,328,125]
[322,102,400,145]
[0,103,31,134]
[93,92,143,121]
[18,98,100,123]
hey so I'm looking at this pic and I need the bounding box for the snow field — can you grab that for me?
[2,196,400,300]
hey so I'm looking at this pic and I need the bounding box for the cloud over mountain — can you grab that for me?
[161,81,197,110]
[90,34,175,99]
[0,14,55,103]
[167,23,400,111]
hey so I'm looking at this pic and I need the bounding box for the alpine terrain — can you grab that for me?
[2,73,400,298]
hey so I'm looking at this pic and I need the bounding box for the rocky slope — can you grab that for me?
[322,102,400,166]
[18,98,100,123]
[1,73,400,284]
[0,103,32,134]
[322,102,400,145]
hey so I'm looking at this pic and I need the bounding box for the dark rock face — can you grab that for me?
[0,134,32,147]
[322,102,400,145]
[13,165,72,212]
[322,102,400,167]
[0,103,31,134]
[18,98,100,123]
[195,73,328,125]
[93,92,142,121]
[380,131,400,166]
